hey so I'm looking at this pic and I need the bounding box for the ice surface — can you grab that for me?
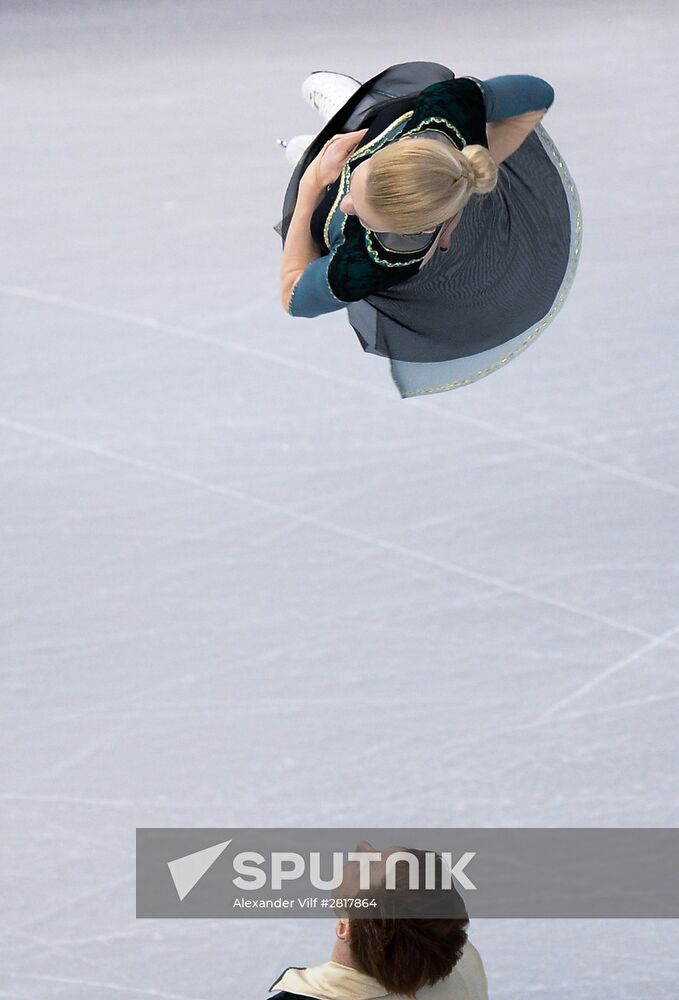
[1,1,678,997]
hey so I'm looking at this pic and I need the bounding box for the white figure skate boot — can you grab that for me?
[276,134,317,168]
[300,71,362,124]
[275,72,362,168]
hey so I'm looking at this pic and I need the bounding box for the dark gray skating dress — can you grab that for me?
[275,61,582,398]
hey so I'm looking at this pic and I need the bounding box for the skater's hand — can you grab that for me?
[299,129,369,196]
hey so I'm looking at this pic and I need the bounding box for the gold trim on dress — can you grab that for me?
[370,229,439,255]
[406,116,466,148]
[323,112,415,251]
[346,111,415,161]
[323,162,351,252]
[364,229,432,267]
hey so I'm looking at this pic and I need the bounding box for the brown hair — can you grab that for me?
[363,136,498,235]
[347,850,469,998]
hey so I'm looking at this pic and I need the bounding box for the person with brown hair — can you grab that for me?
[275,62,581,398]
[268,843,487,1000]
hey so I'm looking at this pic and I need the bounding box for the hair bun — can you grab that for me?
[460,144,498,195]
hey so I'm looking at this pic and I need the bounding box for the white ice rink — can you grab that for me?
[1,1,678,996]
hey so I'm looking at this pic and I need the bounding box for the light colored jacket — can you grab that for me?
[271,940,488,1000]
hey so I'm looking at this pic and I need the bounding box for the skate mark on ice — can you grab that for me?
[0,413,677,654]
[535,621,679,721]
[1,283,677,499]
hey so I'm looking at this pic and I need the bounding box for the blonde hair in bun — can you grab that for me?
[460,143,498,195]
[364,136,498,235]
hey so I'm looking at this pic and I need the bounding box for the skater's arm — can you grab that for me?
[480,75,555,122]
[482,75,553,165]
[486,110,547,165]
[282,130,371,315]
[476,74,554,165]
[281,209,350,319]
[285,252,349,318]
[280,184,326,313]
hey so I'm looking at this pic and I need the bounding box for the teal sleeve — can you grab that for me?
[287,253,349,318]
[481,75,555,121]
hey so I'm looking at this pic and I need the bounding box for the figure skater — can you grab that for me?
[275,62,581,398]
[267,842,487,1000]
